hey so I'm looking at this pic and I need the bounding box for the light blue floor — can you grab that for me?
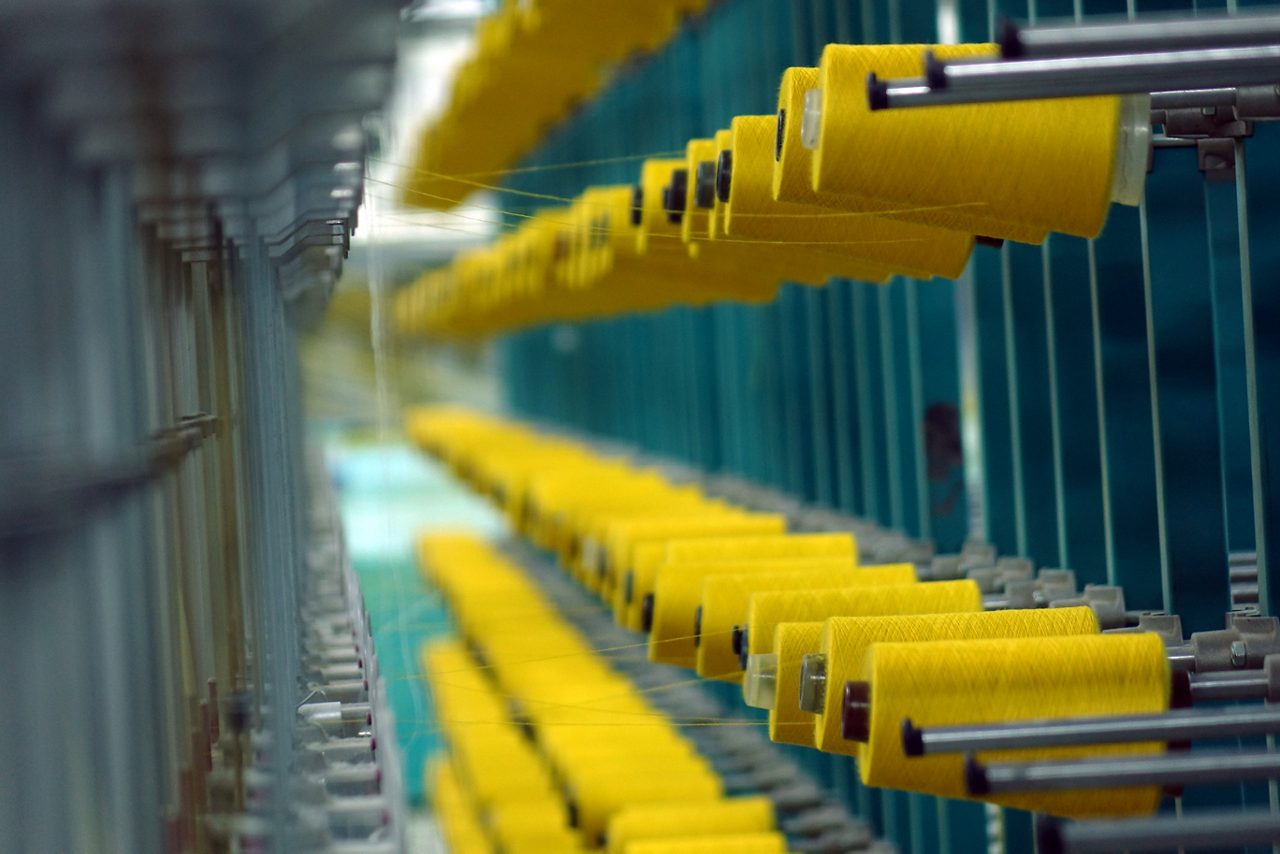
[325,437,505,805]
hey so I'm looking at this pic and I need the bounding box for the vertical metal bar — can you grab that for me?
[906,282,932,543]
[1139,198,1175,614]
[1042,239,1070,568]
[1001,249,1028,557]
[1087,240,1119,585]
[880,284,905,531]
[853,286,881,520]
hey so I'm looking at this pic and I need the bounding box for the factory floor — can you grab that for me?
[324,431,506,852]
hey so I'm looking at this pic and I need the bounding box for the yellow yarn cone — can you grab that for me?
[744,579,983,659]
[813,607,1099,756]
[860,633,1170,817]
[811,43,1126,239]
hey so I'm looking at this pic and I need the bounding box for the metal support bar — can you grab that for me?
[1001,13,1280,60]
[902,705,1280,756]
[1035,810,1280,853]
[968,749,1280,795]
[868,47,1280,110]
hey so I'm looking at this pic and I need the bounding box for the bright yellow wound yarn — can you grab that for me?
[768,621,824,747]
[860,632,1170,817]
[773,65,1048,245]
[604,796,775,854]
[726,114,972,279]
[811,43,1122,239]
[745,579,982,658]
[622,533,856,630]
[622,832,787,854]
[695,563,917,680]
[648,557,857,667]
[813,607,1099,756]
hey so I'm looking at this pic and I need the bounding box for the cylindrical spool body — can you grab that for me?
[813,607,1099,755]
[860,632,1170,817]
[811,43,1127,239]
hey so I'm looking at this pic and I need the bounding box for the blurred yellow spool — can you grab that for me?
[695,563,917,679]
[620,532,856,630]
[679,136,889,288]
[488,800,570,845]
[726,114,973,279]
[623,832,787,854]
[813,607,1099,755]
[811,43,1128,239]
[745,579,983,659]
[681,137,720,245]
[648,557,856,667]
[603,513,787,599]
[860,633,1170,817]
[571,772,723,846]
[772,65,1047,245]
[604,797,775,854]
[767,621,824,747]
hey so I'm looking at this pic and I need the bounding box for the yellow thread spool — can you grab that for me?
[682,137,720,246]
[622,832,787,854]
[860,633,1170,817]
[648,557,856,667]
[811,44,1140,239]
[726,114,972,279]
[767,621,824,747]
[679,137,860,292]
[773,65,1048,245]
[604,797,775,854]
[813,607,1099,756]
[622,532,857,630]
[488,800,569,845]
[604,513,787,600]
[745,579,982,659]
[571,772,723,846]
[695,563,917,680]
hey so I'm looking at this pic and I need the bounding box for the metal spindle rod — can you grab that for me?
[903,705,1280,756]
[1151,87,1239,109]
[1001,12,1280,60]
[867,46,1280,110]
[1189,668,1273,701]
[1036,810,1280,853]
[968,750,1280,795]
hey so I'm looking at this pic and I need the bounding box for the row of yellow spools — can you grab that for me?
[396,41,1147,338]
[409,405,1176,827]
[405,0,711,205]
[421,533,788,853]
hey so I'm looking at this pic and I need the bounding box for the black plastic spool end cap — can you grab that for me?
[630,184,644,226]
[998,17,1025,59]
[964,754,991,795]
[641,593,655,633]
[1034,815,1065,854]
[923,50,948,90]
[840,680,872,742]
[715,150,733,204]
[900,718,925,757]
[664,168,688,225]
[866,73,890,112]
[694,161,717,208]
[775,108,787,161]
